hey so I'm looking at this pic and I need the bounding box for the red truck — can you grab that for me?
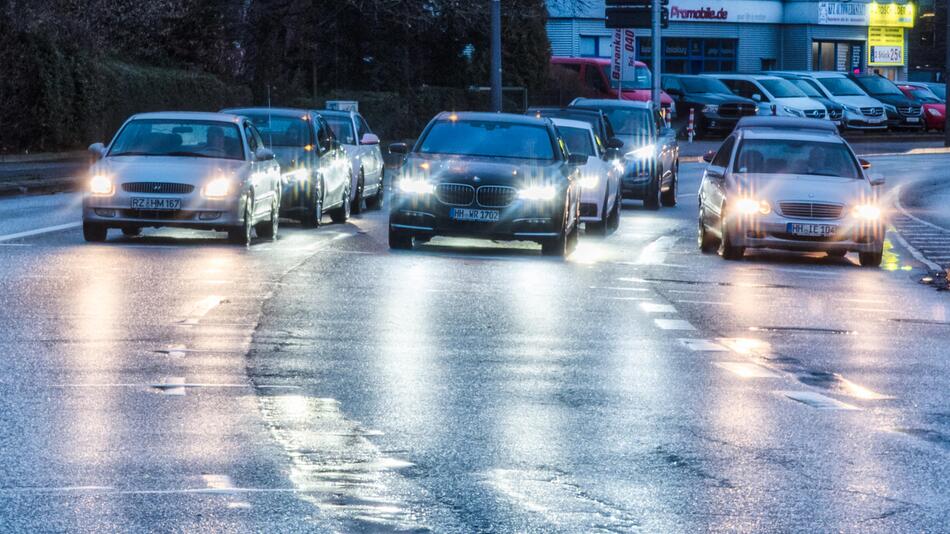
[551,56,674,115]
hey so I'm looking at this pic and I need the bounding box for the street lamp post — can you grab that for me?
[491,0,503,113]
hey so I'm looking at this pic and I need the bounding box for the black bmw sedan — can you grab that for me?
[388,112,585,256]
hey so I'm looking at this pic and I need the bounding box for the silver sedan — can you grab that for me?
[82,112,281,245]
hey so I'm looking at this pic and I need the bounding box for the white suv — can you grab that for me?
[705,74,828,120]
[769,71,887,130]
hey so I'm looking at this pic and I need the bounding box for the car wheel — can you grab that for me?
[302,178,324,228]
[83,222,108,242]
[388,226,413,250]
[698,206,717,253]
[330,183,351,224]
[859,251,883,267]
[718,211,744,260]
[351,170,364,215]
[257,201,279,241]
[228,205,253,246]
[121,227,141,237]
[660,173,677,207]
[643,173,660,211]
[365,172,384,210]
[607,192,621,233]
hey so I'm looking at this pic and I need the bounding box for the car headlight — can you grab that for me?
[852,204,881,220]
[204,176,232,198]
[783,107,804,117]
[845,105,860,114]
[89,174,114,196]
[927,107,943,117]
[579,175,600,189]
[734,198,771,215]
[518,185,557,201]
[625,144,655,160]
[398,177,435,195]
[702,104,718,114]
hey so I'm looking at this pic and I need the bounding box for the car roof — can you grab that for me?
[550,118,593,131]
[221,107,312,118]
[132,111,245,123]
[552,56,646,67]
[704,74,783,81]
[316,109,356,118]
[741,129,845,143]
[735,116,840,135]
[434,111,549,126]
[571,98,652,110]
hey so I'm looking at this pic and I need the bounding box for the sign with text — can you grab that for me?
[665,0,782,24]
[868,2,914,28]
[611,29,639,84]
[868,26,904,66]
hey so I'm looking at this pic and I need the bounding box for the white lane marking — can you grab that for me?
[839,298,886,305]
[0,222,82,243]
[715,361,780,378]
[852,307,894,313]
[666,289,705,294]
[781,391,860,410]
[163,345,188,358]
[766,267,837,276]
[654,318,696,331]
[0,243,32,247]
[588,286,650,292]
[677,339,728,352]
[674,299,734,306]
[893,191,947,271]
[180,296,223,324]
[639,302,677,314]
[605,296,653,301]
[636,236,678,265]
[153,376,187,396]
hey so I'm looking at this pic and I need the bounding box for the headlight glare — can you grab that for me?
[852,204,881,220]
[735,198,771,215]
[927,108,943,117]
[579,175,600,189]
[518,185,557,201]
[204,176,232,198]
[625,144,655,160]
[89,174,114,196]
[398,177,435,195]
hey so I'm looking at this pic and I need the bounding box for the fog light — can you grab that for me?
[199,211,222,220]
[94,209,116,217]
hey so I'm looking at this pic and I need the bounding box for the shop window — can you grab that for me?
[580,35,611,58]
[813,41,864,72]
[637,37,738,74]
[761,58,777,71]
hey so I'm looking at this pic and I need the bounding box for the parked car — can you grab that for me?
[698,117,885,267]
[848,74,924,130]
[550,56,674,116]
[903,81,945,102]
[570,98,679,209]
[661,74,758,138]
[769,72,886,131]
[223,107,353,227]
[319,109,385,212]
[527,107,618,151]
[551,117,622,235]
[897,84,945,132]
[83,112,281,245]
[771,75,846,127]
[388,112,583,256]
[706,74,828,120]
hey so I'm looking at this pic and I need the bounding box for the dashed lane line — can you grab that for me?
[654,318,696,331]
[781,391,860,411]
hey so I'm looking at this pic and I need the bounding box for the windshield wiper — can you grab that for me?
[110,151,152,156]
[165,151,217,158]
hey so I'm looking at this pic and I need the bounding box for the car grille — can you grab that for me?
[718,103,758,118]
[122,182,195,194]
[828,109,843,120]
[861,107,884,117]
[435,183,475,206]
[897,105,921,116]
[779,202,844,220]
[803,109,826,119]
[476,186,518,208]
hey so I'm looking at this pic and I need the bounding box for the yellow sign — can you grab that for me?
[868,27,904,66]
[868,2,915,28]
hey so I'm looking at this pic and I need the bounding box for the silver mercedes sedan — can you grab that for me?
[698,117,886,267]
[82,112,282,245]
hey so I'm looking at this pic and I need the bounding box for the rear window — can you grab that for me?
[557,126,595,157]
[733,139,860,179]
[244,113,314,147]
[418,119,556,160]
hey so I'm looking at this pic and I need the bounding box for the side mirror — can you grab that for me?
[869,174,885,186]
[606,137,624,150]
[88,142,106,159]
[255,147,275,161]
[752,93,763,102]
[702,150,716,163]
[389,143,409,155]
[568,153,589,166]
[360,133,380,145]
[859,158,871,170]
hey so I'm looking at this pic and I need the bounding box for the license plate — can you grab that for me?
[906,117,920,123]
[132,197,181,210]
[450,208,499,222]
[787,223,837,237]
[869,117,884,123]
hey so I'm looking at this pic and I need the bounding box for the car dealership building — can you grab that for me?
[546,0,916,79]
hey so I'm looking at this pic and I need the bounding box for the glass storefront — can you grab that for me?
[636,38,738,74]
[812,40,865,72]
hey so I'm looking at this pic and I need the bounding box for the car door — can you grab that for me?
[355,114,383,183]
[243,121,273,219]
[702,135,736,229]
[593,130,619,209]
[315,118,345,206]
[654,110,677,189]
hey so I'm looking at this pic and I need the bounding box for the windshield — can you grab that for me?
[325,116,357,144]
[929,85,946,100]
[734,139,860,178]
[857,76,903,96]
[790,79,822,98]
[244,113,313,147]
[109,119,244,160]
[601,65,652,90]
[584,107,653,138]
[760,79,806,98]
[908,88,942,103]
[418,120,555,160]
[817,77,865,96]
[557,126,595,157]
[682,77,732,94]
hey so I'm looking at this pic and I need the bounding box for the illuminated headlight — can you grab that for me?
[927,108,943,117]
[398,177,435,195]
[204,177,232,198]
[579,175,600,189]
[625,144,655,160]
[852,204,881,220]
[783,107,804,117]
[518,185,557,201]
[89,174,114,196]
[702,104,718,114]
[734,198,771,215]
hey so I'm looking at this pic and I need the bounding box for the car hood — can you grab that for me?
[686,92,756,105]
[733,173,870,204]
[402,153,568,187]
[96,156,249,185]
[774,97,826,112]
[613,89,674,105]
[834,95,884,109]
[864,92,915,106]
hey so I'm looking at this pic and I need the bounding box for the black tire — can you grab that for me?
[859,251,883,267]
[365,172,384,210]
[83,222,108,242]
[606,192,621,233]
[351,170,364,215]
[643,173,660,210]
[541,231,568,256]
[826,249,848,258]
[330,184,352,224]
[698,206,717,254]
[302,178,324,228]
[121,227,141,237]
[660,172,677,207]
[718,210,744,261]
[586,190,610,236]
[257,201,279,241]
[388,226,412,249]
[228,206,253,246]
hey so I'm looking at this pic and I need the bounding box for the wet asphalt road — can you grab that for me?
[0,154,949,532]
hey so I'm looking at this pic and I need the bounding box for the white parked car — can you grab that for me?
[707,74,828,120]
[769,71,887,130]
[698,117,885,267]
[319,109,385,213]
[83,112,281,245]
[551,118,621,235]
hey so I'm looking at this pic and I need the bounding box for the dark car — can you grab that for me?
[847,75,924,130]
[661,75,758,138]
[777,76,846,127]
[570,98,680,209]
[527,107,619,150]
[387,112,583,256]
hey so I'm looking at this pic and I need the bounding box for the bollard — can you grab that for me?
[687,108,695,144]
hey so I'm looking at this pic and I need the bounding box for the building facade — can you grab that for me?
[547,0,916,79]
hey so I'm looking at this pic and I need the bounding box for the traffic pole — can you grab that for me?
[490,0,502,113]
[651,0,661,112]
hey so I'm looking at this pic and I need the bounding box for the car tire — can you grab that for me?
[257,201,279,241]
[660,173,677,207]
[607,193,621,233]
[228,206,253,246]
[351,170,364,215]
[859,251,883,267]
[83,222,108,242]
[718,211,744,260]
[698,207,717,254]
[302,177,324,228]
[643,173,661,211]
[121,227,141,238]
[388,226,413,250]
[365,172,384,210]
[330,184,351,224]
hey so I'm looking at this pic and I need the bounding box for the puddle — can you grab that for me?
[640,277,794,289]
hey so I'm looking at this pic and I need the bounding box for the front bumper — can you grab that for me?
[619,159,655,198]
[579,186,606,222]
[727,214,884,253]
[389,191,564,241]
[83,191,243,230]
